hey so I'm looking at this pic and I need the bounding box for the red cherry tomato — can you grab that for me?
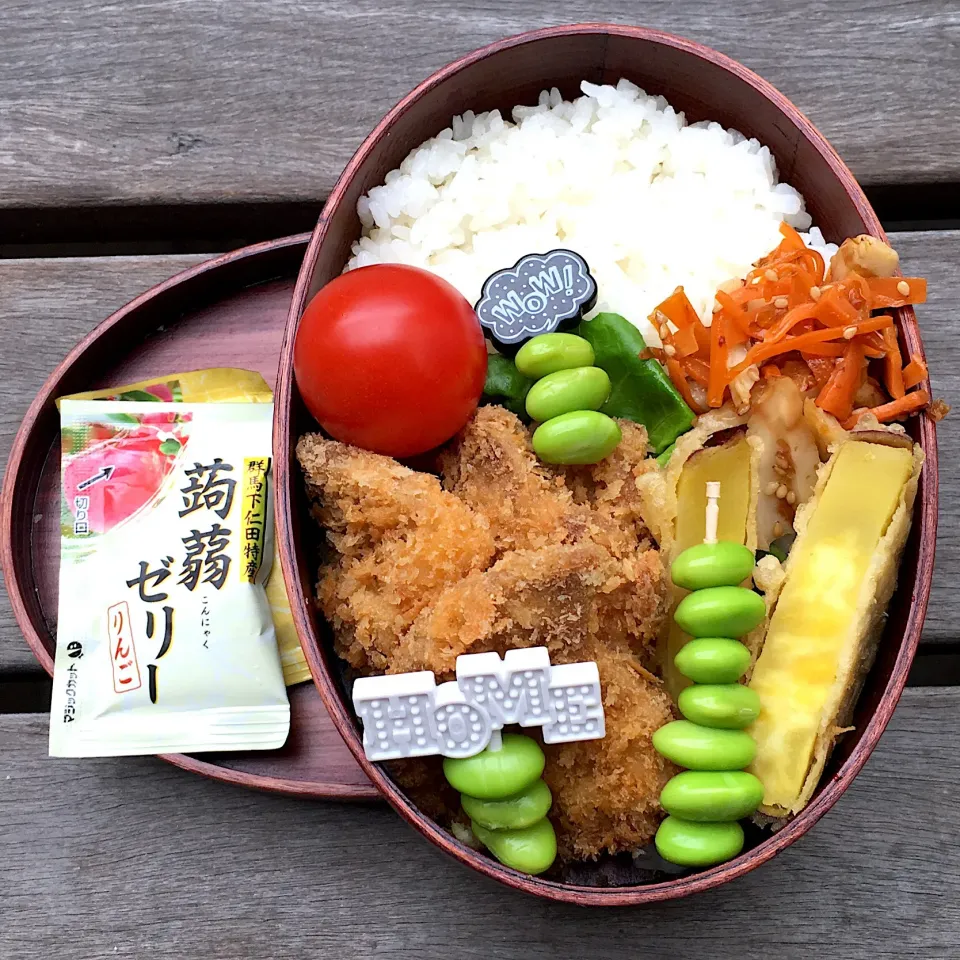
[293,264,487,457]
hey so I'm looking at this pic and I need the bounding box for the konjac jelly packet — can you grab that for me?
[49,400,290,757]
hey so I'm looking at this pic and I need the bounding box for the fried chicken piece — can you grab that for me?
[438,406,585,554]
[593,548,668,670]
[390,541,617,677]
[543,645,678,861]
[561,419,661,557]
[297,435,495,671]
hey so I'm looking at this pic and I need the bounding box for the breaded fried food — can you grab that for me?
[560,419,663,554]
[593,548,668,670]
[297,435,495,671]
[438,406,584,554]
[390,541,617,677]
[391,641,679,861]
[299,407,676,862]
[442,407,657,562]
[543,645,678,861]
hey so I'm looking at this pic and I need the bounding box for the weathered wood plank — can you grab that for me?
[1,686,957,959]
[0,231,956,676]
[0,0,957,210]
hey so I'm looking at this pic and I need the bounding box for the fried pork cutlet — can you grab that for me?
[593,548,667,670]
[299,406,677,862]
[296,435,495,672]
[392,539,666,677]
[542,645,678,861]
[390,541,617,677]
[559,418,670,553]
[438,406,584,554]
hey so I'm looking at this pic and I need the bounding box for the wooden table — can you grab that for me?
[1,3,958,957]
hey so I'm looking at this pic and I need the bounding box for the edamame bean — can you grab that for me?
[660,771,764,822]
[674,638,751,684]
[678,684,761,729]
[443,733,544,800]
[461,779,553,831]
[515,333,595,379]
[655,816,745,867]
[671,541,755,591]
[532,410,621,465]
[471,817,557,875]
[674,586,766,638]
[525,366,611,422]
[652,720,757,770]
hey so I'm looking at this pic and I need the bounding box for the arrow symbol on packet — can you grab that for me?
[76,465,115,491]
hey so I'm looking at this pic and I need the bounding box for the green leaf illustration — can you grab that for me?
[119,389,162,402]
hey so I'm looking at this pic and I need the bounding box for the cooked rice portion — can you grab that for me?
[347,79,837,344]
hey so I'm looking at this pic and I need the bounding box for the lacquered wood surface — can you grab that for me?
[275,25,938,903]
[0,237,375,799]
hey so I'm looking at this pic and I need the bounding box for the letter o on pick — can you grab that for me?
[433,700,492,758]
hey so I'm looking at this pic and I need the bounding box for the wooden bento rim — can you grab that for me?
[274,23,939,904]
[0,232,379,800]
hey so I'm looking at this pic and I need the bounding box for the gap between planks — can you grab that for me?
[5,645,960,715]
[0,183,959,258]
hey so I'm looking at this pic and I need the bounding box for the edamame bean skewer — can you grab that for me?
[654,481,765,868]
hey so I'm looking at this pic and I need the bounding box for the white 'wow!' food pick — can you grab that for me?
[353,647,605,761]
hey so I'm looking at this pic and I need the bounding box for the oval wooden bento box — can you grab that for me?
[275,25,938,904]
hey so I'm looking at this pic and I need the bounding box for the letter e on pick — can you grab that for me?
[542,662,605,744]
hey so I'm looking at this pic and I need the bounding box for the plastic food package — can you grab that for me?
[49,400,290,756]
[58,369,311,686]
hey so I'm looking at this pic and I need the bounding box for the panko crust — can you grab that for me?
[438,405,586,555]
[299,409,674,859]
[543,645,678,861]
[297,435,495,671]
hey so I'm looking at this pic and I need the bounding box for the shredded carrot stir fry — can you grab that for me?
[649,223,930,423]
[844,389,930,430]
[902,354,929,390]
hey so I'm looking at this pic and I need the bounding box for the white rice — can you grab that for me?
[346,79,837,346]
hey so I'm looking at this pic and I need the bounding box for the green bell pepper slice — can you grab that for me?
[578,312,695,453]
[481,354,533,420]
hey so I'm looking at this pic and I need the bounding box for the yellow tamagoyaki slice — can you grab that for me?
[747,434,923,816]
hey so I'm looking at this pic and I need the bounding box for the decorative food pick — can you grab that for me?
[652,481,765,868]
[352,647,596,877]
[352,647,604,761]
[475,249,597,355]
